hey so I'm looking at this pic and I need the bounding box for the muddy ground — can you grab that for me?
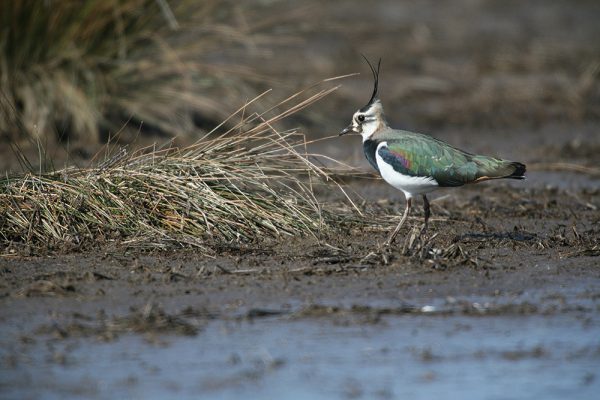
[1,147,599,398]
[2,0,600,399]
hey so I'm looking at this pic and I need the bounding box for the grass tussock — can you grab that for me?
[0,83,353,253]
[0,0,284,145]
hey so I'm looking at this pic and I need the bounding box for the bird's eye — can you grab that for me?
[357,114,365,122]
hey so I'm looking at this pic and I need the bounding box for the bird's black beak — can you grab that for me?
[339,124,355,136]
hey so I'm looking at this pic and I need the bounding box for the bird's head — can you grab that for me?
[340,57,388,141]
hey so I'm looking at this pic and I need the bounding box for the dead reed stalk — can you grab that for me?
[0,82,355,253]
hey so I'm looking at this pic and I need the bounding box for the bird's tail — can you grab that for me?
[506,161,526,180]
[471,157,526,183]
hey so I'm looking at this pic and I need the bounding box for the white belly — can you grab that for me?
[376,142,439,199]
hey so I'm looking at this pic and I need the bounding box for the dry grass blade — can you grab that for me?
[0,85,353,254]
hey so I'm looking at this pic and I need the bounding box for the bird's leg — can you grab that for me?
[421,195,431,235]
[385,198,411,246]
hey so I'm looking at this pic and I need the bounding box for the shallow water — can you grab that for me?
[2,309,599,400]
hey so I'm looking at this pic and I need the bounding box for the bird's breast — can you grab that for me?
[375,141,439,198]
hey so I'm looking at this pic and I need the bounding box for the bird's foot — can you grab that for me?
[419,222,428,237]
[360,242,393,265]
[403,229,440,258]
[360,251,388,265]
[402,225,422,255]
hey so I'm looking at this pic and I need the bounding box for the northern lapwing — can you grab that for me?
[340,58,526,246]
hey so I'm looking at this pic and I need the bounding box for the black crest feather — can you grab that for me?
[361,55,381,106]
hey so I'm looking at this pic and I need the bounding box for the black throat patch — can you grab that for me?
[362,139,380,173]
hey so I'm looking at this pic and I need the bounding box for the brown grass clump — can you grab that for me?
[0,82,354,253]
[0,0,287,145]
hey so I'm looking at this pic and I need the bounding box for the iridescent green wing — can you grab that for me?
[378,131,517,186]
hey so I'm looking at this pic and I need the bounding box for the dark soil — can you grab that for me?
[1,172,599,333]
[1,174,599,398]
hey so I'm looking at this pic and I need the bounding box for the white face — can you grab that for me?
[347,100,385,141]
[351,110,380,141]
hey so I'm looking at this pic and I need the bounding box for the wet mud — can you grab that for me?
[1,164,599,398]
